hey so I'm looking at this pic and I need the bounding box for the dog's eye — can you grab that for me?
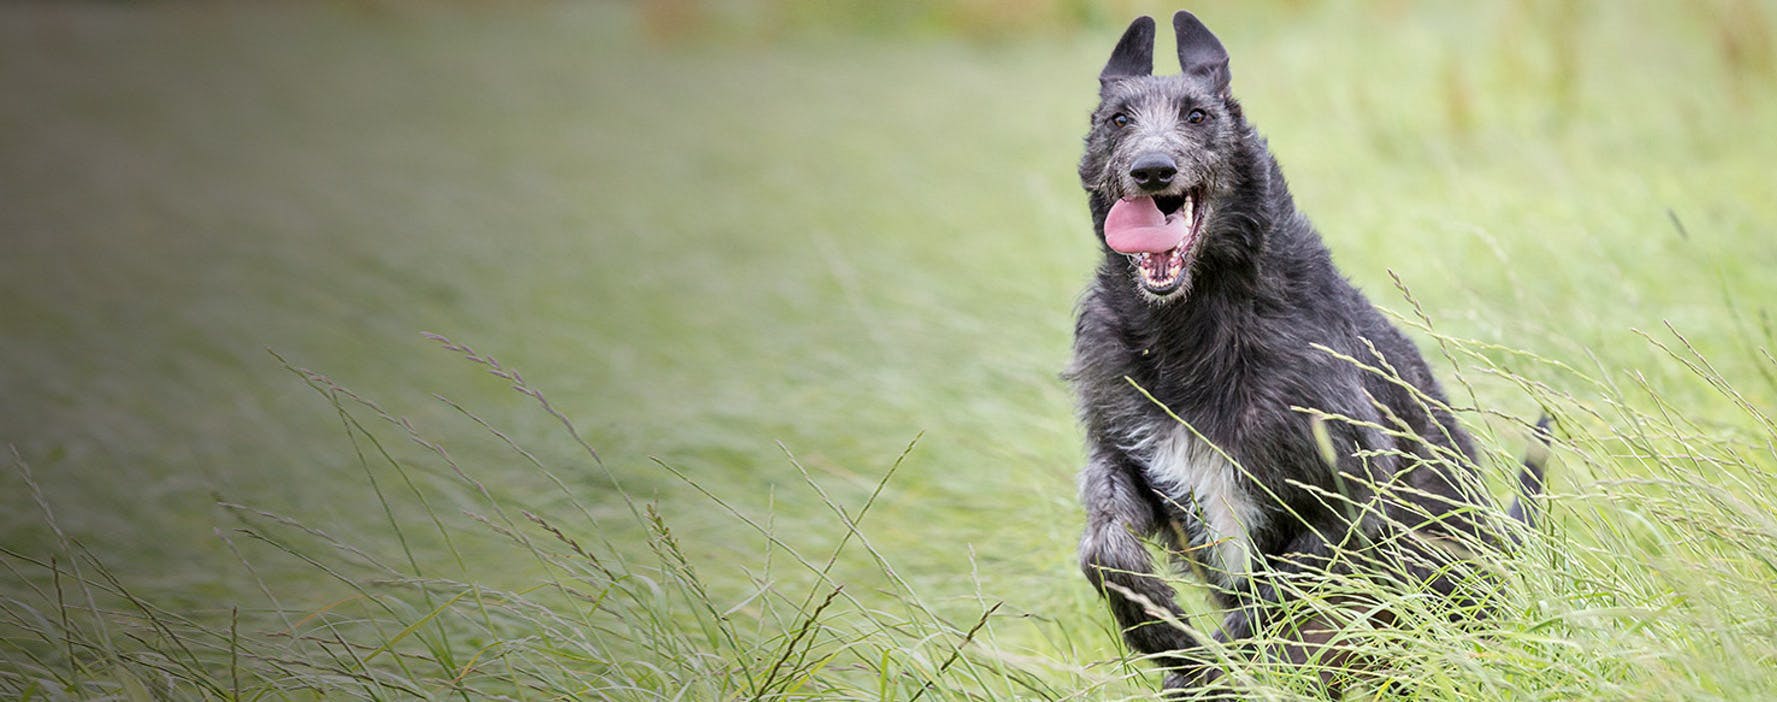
[1186,108,1207,124]
[1110,113,1130,128]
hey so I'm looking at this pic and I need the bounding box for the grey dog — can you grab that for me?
[1068,10,1547,696]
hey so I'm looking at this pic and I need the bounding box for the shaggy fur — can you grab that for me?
[1068,11,1544,696]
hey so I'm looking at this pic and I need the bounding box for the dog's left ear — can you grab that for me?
[1173,10,1231,96]
[1100,15,1155,83]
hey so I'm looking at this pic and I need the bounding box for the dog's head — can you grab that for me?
[1080,11,1249,302]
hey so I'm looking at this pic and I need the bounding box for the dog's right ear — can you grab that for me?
[1099,16,1155,83]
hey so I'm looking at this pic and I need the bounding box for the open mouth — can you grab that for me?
[1103,189,1205,296]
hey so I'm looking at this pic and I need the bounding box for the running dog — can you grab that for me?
[1068,11,1546,696]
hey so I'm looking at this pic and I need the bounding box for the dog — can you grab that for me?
[1067,11,1547,696]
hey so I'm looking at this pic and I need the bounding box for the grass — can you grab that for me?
[2,0,1777,699]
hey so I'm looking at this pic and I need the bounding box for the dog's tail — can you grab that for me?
[1504,416,1554,529]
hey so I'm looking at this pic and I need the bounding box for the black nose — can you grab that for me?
[1129,154,1178,190]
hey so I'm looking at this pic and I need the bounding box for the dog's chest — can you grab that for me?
[1122,420,1262,581]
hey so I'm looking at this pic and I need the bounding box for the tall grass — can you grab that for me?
[6,311,1777,699]
[4,336,1116,699]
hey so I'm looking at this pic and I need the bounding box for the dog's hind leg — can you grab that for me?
[1078,449,1203,666]
[1166,514,1387,698]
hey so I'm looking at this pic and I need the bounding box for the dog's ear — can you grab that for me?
[1100,15,1155,83]
[1173,10,1230,96]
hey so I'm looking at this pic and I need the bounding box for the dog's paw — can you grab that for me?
[1160,668,1239,701]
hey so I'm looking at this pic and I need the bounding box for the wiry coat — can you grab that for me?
[1068,12,1521,694]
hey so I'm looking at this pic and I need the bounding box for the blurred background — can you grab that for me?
[3,1,1776,698]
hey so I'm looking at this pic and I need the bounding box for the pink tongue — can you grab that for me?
[1104,196,1187,254]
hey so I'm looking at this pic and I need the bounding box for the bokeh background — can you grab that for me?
[3,1,1776,699]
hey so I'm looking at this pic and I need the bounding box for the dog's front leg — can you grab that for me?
[1078,449,1205,674]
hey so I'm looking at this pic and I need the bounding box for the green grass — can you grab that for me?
[3,1,1777,699]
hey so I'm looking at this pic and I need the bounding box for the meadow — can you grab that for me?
[3,1,1777,699]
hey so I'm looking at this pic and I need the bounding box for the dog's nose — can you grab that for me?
[1129,154,1178,190]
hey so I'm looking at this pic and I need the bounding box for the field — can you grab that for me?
[4,1,1777,699]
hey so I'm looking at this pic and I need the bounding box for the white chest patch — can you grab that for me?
[1122,421,1261,581]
